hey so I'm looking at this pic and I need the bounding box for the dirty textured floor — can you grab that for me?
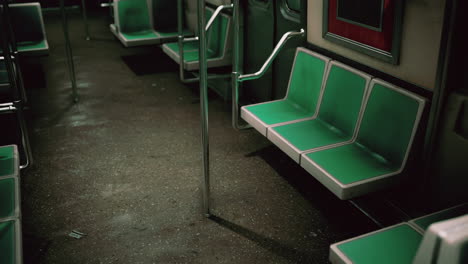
[14,11,378,264]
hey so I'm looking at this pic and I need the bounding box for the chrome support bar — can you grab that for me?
[231,0,249,130]
[198,0,211,217]
[81,0,90,40]
[184,36,199,42]
[100,2,113,7]
[60,0,79,103]
[177,1,232,83]
[231,0,304,130]
[239,29,305,82]
[177,0,190,82]
[206,4,233,31]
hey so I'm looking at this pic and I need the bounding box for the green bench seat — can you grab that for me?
[110,0,190,47]
[301,79,425,200]
[268,61,371,162]
[0,220,22,264]
[330,204,468,264]
[0,177,20,220]
[241,48,331,136]
[2,3,49,56]
[0,145,19,179]
[161,7,232,71]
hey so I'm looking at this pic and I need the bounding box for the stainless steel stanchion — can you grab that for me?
[60,0,79,103]
[197,0,210,217]
[81,0,91,40]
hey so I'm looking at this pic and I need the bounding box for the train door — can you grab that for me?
[428,0,468,206]
[243,0,305,103]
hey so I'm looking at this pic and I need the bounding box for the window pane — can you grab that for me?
[337,0,384,30]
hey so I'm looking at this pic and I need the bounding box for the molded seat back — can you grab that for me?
[316,62,369,139]
[283,49,329,117]
[206,7,229,59]
[355,80,425,169]
[115,0,153,34]
[9,3,44,44]
[413,214,468,264]
[151,0,178,32]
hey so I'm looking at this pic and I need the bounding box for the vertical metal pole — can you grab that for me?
[60,0,79,103]
[198,0,210,217]
[16,103,33,169]
[231,0,250,130]
[177,0,186,82]
[81,0,91,40]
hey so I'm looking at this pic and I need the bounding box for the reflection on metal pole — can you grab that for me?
[81,0,90,40]
[198,0,210,217]
[231,0,250,130]
[60,0,79,103]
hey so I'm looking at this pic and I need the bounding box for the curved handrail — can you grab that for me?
[238,28,305,82]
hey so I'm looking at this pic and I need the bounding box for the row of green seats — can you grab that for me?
[0,2,49,56]
[241,47,426,200]
[110,0,233,71]
[110,0,184,47]
[330,204,468,264]
[0,145,23,264]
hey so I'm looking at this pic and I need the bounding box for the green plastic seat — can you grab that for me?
[161,7,232,71]
[0,145,18,179]
[0,220,22,264]
[7,3,49,56]
[330,205,468,264]
[111,0,189,47]
[301,79,425,200]
[330,223,423,264]
[267,61,371,162]
[0,177,19,220]
[241,48,330,136]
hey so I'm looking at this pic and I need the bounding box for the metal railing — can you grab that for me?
[231,0,304,130]
[177,0,232,83]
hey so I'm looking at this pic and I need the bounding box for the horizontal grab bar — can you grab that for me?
[238,28,305,82]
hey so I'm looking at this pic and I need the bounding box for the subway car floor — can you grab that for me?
[12,11,377,264]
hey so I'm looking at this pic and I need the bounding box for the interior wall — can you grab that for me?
[307,0,445,90]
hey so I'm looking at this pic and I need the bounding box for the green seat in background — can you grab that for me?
[0,145,18,179]
[110,0,190,47]
[330,204,468,264]
[268,61,370,162]
[6,2,49,56]
[301,79,425,200]
[241,48,331,136]
[161,7,232,71]
[331,224,423,264]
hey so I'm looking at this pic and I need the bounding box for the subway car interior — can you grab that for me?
[1,0,467,263]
